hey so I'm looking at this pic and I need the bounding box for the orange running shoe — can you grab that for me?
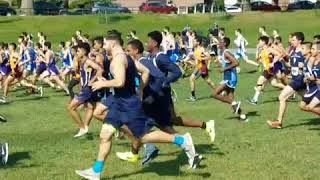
[267,120,282,129]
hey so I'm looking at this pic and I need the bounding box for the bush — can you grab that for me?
[69,0,93,9]
[0,0,9,7]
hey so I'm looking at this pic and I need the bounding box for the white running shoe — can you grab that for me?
[0,97,6,103]
[1,143,8,165]
[206,120,215,143]
[74,128,88,138]
[75,168,100,180]
[181,133,196,168]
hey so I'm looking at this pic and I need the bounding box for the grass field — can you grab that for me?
[1,11,320,180]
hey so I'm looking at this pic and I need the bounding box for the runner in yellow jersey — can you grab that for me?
[186,36,215,102]
[248,36,281,105]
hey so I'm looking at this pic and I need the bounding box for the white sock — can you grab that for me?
[231,101,237,105]
[253,90,260,102]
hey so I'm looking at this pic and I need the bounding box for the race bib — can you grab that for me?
[291,67,299,76]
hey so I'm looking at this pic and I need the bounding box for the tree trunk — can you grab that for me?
[21,0,33,15]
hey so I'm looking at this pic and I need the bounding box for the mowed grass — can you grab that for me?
[0,11,320,179]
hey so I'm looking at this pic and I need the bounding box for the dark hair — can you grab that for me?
[93,36,104,45]
[78,42,91,56]
[275,36,282,43]
[260,26,266,31]
[131,30,136,35]
[0,42,4,49]
[292,32,305,42]
[236,28,241,34]
[195,36,209,48]
[177,32,181,36]
[18,36,24,40]
[22,41,28,47]
[60,41,65,48]
[219,27,225,32]
[35,42,42,49]
[105,30,124,46]
[164,26,170,32]
[3,43,8,49]
[128,39,144,54]
[223,37,231,48]
[9,43,17,50]
[148,31,163,48]
[314,35,320,39]
[172,32,177,38]
[259,36,269,45]
[44,41,51,49]
[302,42,312,49]
[39,32,44,36]
[21,32,27,37]
[83,34,89,39]
[76,30,82,34]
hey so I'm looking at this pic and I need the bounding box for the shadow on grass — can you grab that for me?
[225,111,260,120]
[284,117,320,129]
[243,69,258,74]
[105,152,211,179]
[12,96,49,102]
[1,151,38,169]
[0,18,22,24]
[262,97,278,104]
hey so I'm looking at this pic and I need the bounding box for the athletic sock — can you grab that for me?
[92,161,104,173]
[252,90,260,102]
[173,135,185,147]
[231,101,237,106]
[191,91,195,97]
[201,122,206,129]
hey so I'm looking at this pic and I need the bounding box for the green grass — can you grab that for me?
[1,11,320,179]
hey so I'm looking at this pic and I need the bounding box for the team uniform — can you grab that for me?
[75,62,100,104]
[140,52,181,128]
[302,59,318,104]
[0,51,11,76]
[192,48,209,79]
[9,53,23,79]
[260,48,274,80]
[220,49,238,89]
[23,47,37,74]
[105,55,152,138]
[289,50,305,91]
[234,35,249,60]
[61,48,74,74]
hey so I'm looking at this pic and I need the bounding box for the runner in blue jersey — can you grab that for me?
[212,37,247,121]
[0,42,11,88]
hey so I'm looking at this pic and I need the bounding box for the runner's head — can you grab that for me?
[43,41,52,51]
[18,36,24,44]
[59,41,65,50]
[127,39,144,59]
[93,36,104,50]
[219,37,231,49]
[311,43,320,57]
[258,36,269,47]
[235,29,241,36]
[103,30,123,53]
[147,31,162,52]
[291,32,304,48]
[8,43,17,52]
[301,42,312,56]
[195,36,209,48]
[272,29,279,37]
[259,26,266,34]
[77,42,91,58]
[313,35,320,44]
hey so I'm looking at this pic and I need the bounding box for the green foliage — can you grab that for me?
[0,0,9,7]
[69,0,93,8]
